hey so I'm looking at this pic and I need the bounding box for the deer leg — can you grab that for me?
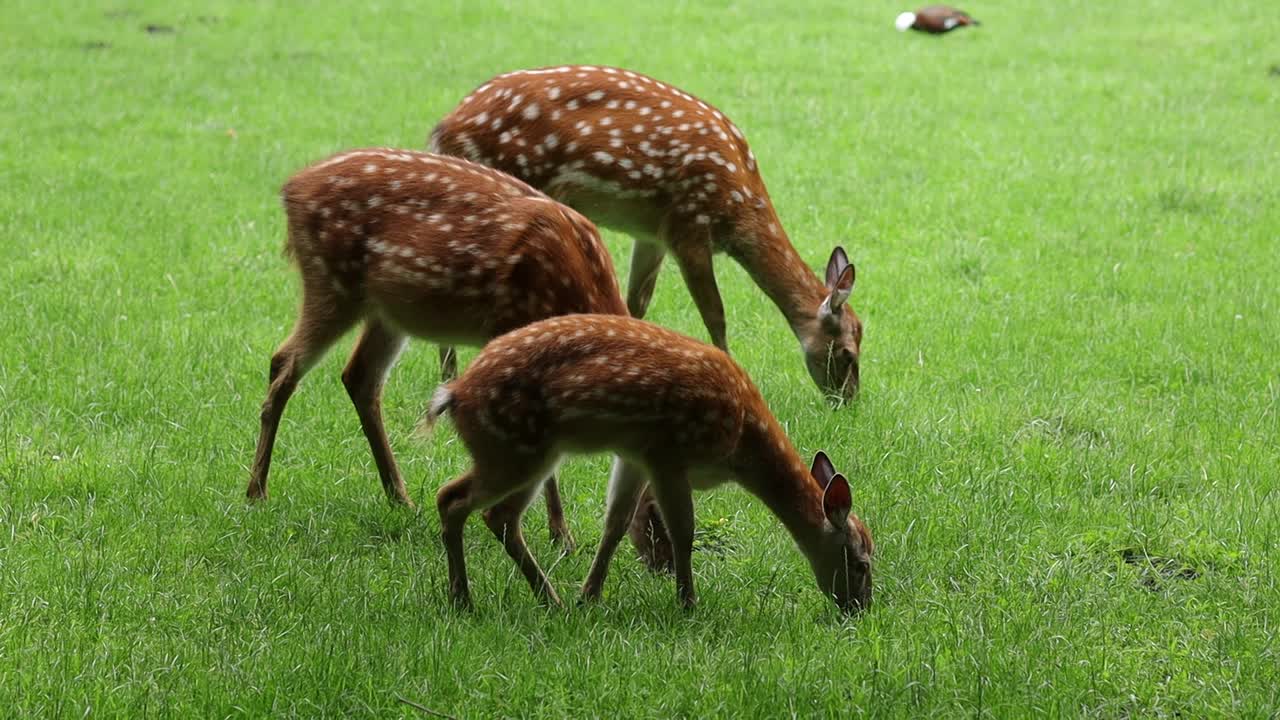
[647,464,698,609]
[341,319,412,507]
[247,290,357,501]
[581,458,649,602]
[436,468,478,609]
[438,345,458,381]
[627,485,674,573]
[483,479,563,607]
[438,456,552,609]
[626,239,667,319]
[541,475,575,552]
[667,226,727,352]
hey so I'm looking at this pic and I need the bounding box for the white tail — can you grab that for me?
[430,65,863,401]
[422,385,454,429]
[433,314,874,612]
[246,148,627,550]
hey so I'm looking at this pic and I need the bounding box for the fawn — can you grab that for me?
[245,148,628,549]
[425,314,874,613]
[429,65,863,402]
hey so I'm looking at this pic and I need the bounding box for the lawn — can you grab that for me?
[2,0,1278,716]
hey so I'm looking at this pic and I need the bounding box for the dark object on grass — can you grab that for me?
[896,5,981,34]
[396,695,458,720]
[143,23,175,34]
[1121,548,1200,589]
[1269,64,1280,77]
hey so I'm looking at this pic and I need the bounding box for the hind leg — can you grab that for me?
[437,455,555,609]
[484,480,563,606]
[645,460,697,609]
[665,220,726,352]
[437,342,569,548]
[341,319,412,506]
[542,475,575,552]
[581,458,649,601]
[626,239,666,318]
[247,286,359,501]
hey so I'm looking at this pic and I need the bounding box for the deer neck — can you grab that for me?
[731,407,828,553]
[729,211,826,339]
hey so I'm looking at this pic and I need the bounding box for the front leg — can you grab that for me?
[667,223,727,352]
[342,320,413,506]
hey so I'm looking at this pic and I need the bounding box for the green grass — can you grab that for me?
[3,0,1279,716]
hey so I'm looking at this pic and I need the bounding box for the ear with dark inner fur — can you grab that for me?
[811,451,836,488]
[825,246,850,289]
[821,264,855,319]
[822,473,852,527]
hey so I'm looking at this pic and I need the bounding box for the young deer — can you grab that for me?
[425,314,874,613]
[246,148,628,549]
[429,65,863,401]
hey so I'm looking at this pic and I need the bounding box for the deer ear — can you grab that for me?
[821,263,855,318]
[810,451,836,488]
[822,473,852,527]
[825,247,850,289]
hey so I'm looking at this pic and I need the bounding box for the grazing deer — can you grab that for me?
[245,148,629,549]
[429,65,863,402]
[424,314,874,613]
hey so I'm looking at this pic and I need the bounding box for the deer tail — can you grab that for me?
[415,384,455,436]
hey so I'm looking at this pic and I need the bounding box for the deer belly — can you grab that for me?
[548,185,666,238]
[369,292,491,347]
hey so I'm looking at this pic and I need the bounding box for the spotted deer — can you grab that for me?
[429,65,862,402]
[424,314,874,613]
[246,148,630,549]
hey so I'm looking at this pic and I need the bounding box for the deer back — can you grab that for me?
[281,149,625,343]
[429,66,777,234]
[447,314,755,457]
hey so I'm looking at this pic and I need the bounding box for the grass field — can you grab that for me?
[3,0,1279,716]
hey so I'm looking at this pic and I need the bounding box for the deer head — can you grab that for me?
[804,451,873,611]
[801,248,862,403]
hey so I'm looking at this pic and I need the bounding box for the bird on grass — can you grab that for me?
[896,5,981,34]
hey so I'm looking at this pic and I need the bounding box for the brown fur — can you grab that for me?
[432,314,874,612]
[429,66,863,401]
[910,5,981,33]
[246,149,626,553]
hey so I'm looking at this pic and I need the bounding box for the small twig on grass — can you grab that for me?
[396,694,459,720]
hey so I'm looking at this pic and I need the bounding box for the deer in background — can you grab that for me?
[424,314,874,613]
[245,148,630,550]
[428,65,863,401]
[429,65,863,569]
